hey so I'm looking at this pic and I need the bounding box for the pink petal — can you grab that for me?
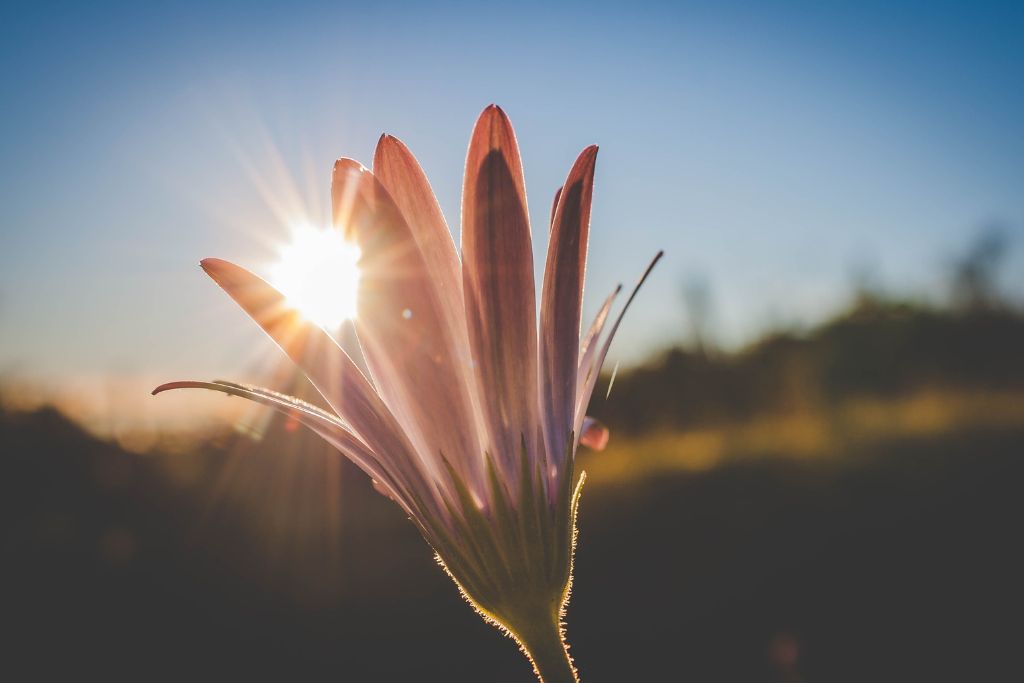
[579,416,610,451]
[373,134,466,343]
[151,380,414,513]
[197,258,440,507]
[550,186,563,227]
[577,284,622,414]
[540,145,598,475]
[332,159,483,488]
[460,105,541,480]
[575,252,664,442]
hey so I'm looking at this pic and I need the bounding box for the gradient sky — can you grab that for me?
[2,1,1023,408]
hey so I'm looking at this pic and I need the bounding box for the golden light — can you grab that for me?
[270,223,361,330]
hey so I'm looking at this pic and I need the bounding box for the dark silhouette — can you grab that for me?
[593,295,1024,435]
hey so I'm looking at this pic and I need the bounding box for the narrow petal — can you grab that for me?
[550,186,563,227]
[461,105,540,479]
[574,252,664,443]
[373,134,465,340]
[333,159,483,488]
[577,285,622,400]
[540,146,598,475]
[579,416,609,451]
[152,380,413,513]
[372,136,488,477]
[197,258,438,507]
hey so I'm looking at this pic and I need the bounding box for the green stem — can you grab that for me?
[516,615,578,683]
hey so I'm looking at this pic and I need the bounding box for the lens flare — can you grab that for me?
[270,223,361,330]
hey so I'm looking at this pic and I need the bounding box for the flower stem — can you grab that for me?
[517,615,578,683]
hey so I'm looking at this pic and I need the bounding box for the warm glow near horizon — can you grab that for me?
[270,223,362,330]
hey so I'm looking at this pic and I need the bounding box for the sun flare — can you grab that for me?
[270,223,361,330]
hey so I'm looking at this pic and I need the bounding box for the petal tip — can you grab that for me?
[476,103,512,133]
[333,157,367,175]
[576,144,599,170]
[376,132,401,150]
[199,257,233,282]
[152,382,179,396]
[373,133,409,165]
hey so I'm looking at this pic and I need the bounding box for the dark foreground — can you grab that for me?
[3,407,1021,681]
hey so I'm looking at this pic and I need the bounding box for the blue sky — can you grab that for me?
[2,0,1023,394]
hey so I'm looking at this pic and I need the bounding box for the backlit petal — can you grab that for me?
[197,258,440,508]
[576,285,621,422]
[579,416,609,451]
[151,380,414,512]
[540,146,598,476]
[550,186,563,227]
[461,105,540,482]
[574,252,663,441]
[333,159,483,488]
[373,134,465,342]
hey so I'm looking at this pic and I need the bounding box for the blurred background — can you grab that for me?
[2,1,1022,680]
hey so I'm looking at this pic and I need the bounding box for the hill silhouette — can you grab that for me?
[592,295,1024,435]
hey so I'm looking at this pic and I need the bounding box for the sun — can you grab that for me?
[270,223,361,330]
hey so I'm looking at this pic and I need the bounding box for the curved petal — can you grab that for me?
[461,105,540,482]
[332,160,483,488]
[373,136,489,478]
[540,146,598,476]
[579,416,609,451]
[151,380,415,514]
[550,186,563,227]
[577,284,622,404]
[372,134,465,342]
[197,258,439,507]
[574,252,664,443]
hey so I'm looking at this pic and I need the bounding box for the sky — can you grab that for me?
[1,0,1023,430]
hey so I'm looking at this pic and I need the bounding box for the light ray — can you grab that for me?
[269,223,362,331]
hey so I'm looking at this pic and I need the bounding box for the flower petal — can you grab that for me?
[151,380,413,512]
[540,146,598,475]
[574,252,664,442]
[550,186,563,227]
[372,135,488,478]
[332,159,483,488]
[373,134,465,342]
[197,258,440,507]
[579,416,609,451]
[577,284,622,410]
[461,105,541,479]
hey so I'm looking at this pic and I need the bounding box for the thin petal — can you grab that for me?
[197,258,439,506]
[540,145,598,475]
[577,284,622,402]
[372,136,487,478]
[151,380,413,513]
[574,252,664,443]
[333,159,483,488]
[579,416,609,451]
[461,104,540,479]
[550,186,563,227]
[372,134,465,339]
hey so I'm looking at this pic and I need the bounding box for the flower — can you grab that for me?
[154,105,660,682]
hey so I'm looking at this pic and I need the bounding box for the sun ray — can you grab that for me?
[269,223,362,330]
